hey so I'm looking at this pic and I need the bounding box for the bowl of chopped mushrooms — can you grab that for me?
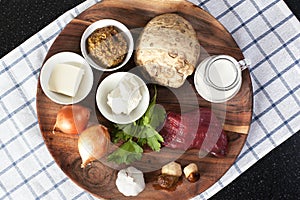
[80,19,134,71]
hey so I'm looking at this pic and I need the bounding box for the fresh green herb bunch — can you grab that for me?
[107,86,166,165]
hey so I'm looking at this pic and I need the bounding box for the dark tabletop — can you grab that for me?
[0,0,299,199]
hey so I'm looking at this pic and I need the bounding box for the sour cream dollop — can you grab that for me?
[116,166,145,196]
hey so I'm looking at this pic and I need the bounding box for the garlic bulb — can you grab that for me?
[116,166,145,196]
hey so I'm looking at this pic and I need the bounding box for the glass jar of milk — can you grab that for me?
[194,55,250,103]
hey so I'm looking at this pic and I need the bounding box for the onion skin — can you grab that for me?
[54,105,90,134]
[78,125,111,168]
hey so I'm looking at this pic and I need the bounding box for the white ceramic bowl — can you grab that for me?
[40,52,94,105]
[96,72,150,124]
[80,19,134,71]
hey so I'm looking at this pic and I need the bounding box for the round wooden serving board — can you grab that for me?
[36,0,253,199]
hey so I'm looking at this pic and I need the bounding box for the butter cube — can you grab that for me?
[48,63,85,97]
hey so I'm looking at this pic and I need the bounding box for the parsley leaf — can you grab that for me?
[148,104,166,128]
[107,140,143,165]
[147,134,163,152]
[108,86,166,165]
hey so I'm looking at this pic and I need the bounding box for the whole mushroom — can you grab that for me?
[157,161,182,189]
[183,163,200,183]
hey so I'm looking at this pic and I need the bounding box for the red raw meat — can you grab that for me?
[160,108,228,157]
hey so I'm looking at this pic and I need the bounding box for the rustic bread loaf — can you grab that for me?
[135,13,200,88]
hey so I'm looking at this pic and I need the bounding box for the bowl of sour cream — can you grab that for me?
[96,72,150,124]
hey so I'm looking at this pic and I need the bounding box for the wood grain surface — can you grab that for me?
[36,0,253,199]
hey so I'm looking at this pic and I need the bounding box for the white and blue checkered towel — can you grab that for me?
[0,0,299,199]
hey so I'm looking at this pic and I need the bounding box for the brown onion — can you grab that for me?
[78,125,111,168]
[53,105,90,134]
